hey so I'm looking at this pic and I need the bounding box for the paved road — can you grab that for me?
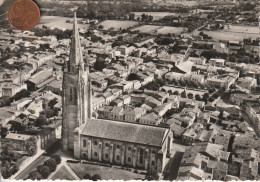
[15,156,50,180]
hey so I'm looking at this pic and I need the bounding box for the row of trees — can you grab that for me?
[0,89,31,107]
[28,155,61,180]
[166,79,206,90]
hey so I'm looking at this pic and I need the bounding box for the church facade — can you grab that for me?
[62,13,172,173]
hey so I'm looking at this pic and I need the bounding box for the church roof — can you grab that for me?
[80,119,168,147]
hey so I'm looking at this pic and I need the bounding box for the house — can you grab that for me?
[10,98,32,111]
[108,106,124,121]
[4,133,33,151]
[207,75,236,90]
[154,102,172,117]
[92,97,106,111]
[26,99,44,117]
[130,94,148,105]
[187,57,206,65]
[0,107,20,127]
[0,82,27,97]
[237,77,257,91]
[139,112,163,126]
[26,70,54,91]
[168,95,180,109]
[97,106,114,119]
[124,107,146,123]
[209,58,225,67]
[111,99,124,107]
[45,80,62,95]
[144,96,161,109]
[102,91,114,104]
[119,95,131,105]
[197,112,211,126]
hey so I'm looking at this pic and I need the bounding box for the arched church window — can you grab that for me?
[116,155,120,161]
[74,87,77,103]
[83,139,86,147]
[83,153,87,159]
[69,87,73,102]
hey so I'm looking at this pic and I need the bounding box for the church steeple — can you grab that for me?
[62,12,92,152]
[68,12,84,73]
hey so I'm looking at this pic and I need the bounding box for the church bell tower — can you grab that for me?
[62,13,92,152]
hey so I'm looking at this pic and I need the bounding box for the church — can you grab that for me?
[62,13,172,173]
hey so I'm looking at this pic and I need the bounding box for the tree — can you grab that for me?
[84,173,92,180]
[219,110,224,120]
[42,108,55,118]
[188,93,193,99]
[11,89,30,102]
[145,167,159,180]
[28,171,43,180]
[195,94,201,101]
[127,73,140,81]
[181,91,187,98]
[203,93,209,102]
[93,57,106,71]
[173,91,179,95]
[141,13,146,21]
[92,174,101,181]
[51,154,61,164]
[148,15,153,21]
[48,98,58,109]
[44,159,57,172]
[35,115,48,128]
[25,137,37,156]
[37,165,51,179]
[98,25,104,30]
[208,87,216,94]
[129,13,135,20]
[9,120,26,132]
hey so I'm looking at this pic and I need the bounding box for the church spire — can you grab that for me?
[68,12,84,72]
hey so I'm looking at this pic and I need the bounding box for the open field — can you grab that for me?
[67,162,145,180]
[37,16,89,30]
[201,25,260,41]
[51,165,77,180]
[132,25,185,35]
[226,25,260,34]
[98,20,138,30]
[133,12,190,20]
[203,31,259,41]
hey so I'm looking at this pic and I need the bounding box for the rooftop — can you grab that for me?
[80,118,168,147]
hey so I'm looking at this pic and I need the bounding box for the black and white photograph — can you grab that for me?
[0,0,260,180]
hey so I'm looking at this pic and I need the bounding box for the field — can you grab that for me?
[37,16,89,30]
[132,25,185,35]
[133,12,179,21]
[67,162,145,180]
[98,20,138,30]
[202,25,260,41]
[51,166,77,180]
[133,12,191,21]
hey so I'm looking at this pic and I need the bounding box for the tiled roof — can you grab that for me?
[80,119,168,147]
